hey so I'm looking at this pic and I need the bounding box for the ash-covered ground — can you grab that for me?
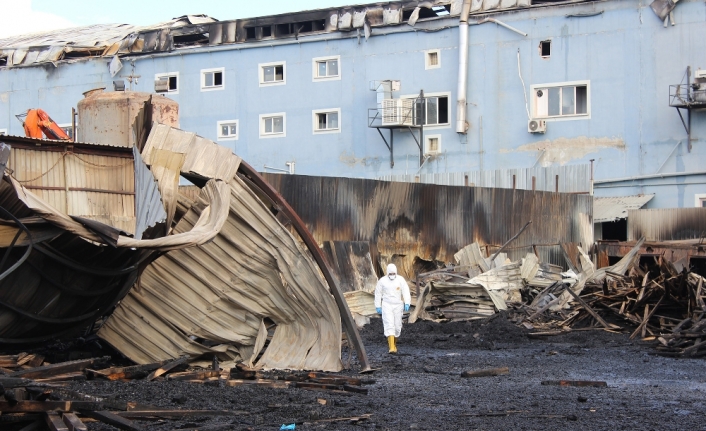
[67,316,706,430]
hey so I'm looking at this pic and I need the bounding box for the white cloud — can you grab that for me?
[0,0,75,39]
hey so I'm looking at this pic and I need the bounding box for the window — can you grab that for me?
[259,62,286,86]
[425,135,441,155]
[425,49,441,70]
[532,81,590,120]
[217,120,239,141]
[404,92,450,127]
[312,56,341,81]
[539,40,551,58]
[201,68,224,91]
[155,72,179,94]
[696,194,706,208]
[259,113,286,138]
[58,124,74,140]
[312,108,341,133]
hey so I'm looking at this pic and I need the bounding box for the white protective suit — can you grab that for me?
[374,264,412,337]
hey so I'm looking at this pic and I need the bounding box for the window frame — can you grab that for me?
[216,119,239,141]
[259,61,287,87]
[312,55,341,82]
[424,134,442,155]
[155,72,180,94]
[530,80,591,121]
[425,49,441,70]
[57,123,74,140]
[695,194,706,208]
[401,91,452,129]
[259,112,286,138]
[312,108,341,134]
[200,67,225,92]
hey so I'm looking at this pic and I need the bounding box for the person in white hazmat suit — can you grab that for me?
[374,263,411,354]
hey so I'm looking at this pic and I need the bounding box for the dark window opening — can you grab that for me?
[276,23,293,37]
[168,76,177,91]
[299,21,313,33]
[601,219,627,241]
[417,7,439,19]
[402,9,414,21]
[312,19,326,31]
[214,72,223,86]
[540,40,551,57]
[576,85,588,114]
[62,49,103,59]
[173,33,209,47]
[639,255,662,278]
[438,96,449,124]
[246,27,256,40]
[262,26,272,37]
[0,56,6,67]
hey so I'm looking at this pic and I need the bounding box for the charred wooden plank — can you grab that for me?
[342,384,368,395]
[78,410,143,431]
[44,412,69,431]
[307,372,361,386]
[10,357,110,380]
[116,409,248,418]
[90,360,170,381]
[61,413,87,431]
[461,367,510,378]
[226,379,290,389]
[167,370,220,381]
[145,357,188,381]
[0,401,103,413]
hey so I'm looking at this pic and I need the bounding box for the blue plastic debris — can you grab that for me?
[280,424,296,430]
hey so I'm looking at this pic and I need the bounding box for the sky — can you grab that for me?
[0,0,361,38]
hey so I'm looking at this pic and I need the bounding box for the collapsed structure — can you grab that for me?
[0,91,369,372]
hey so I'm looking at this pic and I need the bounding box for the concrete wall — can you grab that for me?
[0,0,704,208]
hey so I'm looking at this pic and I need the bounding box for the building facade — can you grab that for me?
[0,0,704,209]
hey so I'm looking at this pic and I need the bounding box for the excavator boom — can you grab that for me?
[21,109,71,141]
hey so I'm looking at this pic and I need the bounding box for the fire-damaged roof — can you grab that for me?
[0,0,602,68]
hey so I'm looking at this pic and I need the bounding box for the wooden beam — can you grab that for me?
[461,367,509,378]
[10,357,110,379]
[61,413,87,431]
[77,411,143,431]
[563,284,613,329]
[44,412,69,431]
[145,357,188,381]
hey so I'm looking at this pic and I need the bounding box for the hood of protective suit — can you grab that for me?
[387,263,397,280]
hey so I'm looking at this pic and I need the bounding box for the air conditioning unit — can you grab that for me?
[528,119,547,133]
[382,99,415,126]
[154,78,169,93]
[695,69,706,79]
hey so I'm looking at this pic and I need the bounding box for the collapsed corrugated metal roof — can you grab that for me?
[0,0,600,68]
[593,195,655,223]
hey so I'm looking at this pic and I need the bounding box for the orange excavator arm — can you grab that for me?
[22,109,71,141]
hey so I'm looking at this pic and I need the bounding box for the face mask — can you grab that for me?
[388,274,396,280]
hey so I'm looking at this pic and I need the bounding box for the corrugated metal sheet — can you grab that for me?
[628,208,706,241]
[594,194,654,223]
[6,140,137,234]
[133,146,166,240]
[378,164,591,194]
[471,0,530,13]
[262,174,593,274]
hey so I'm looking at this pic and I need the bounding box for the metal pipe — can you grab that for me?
[473,18,528,37]
[594,170,706,184]
[263,165,289,173]
[455,0,472,134]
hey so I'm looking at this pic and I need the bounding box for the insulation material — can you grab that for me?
[99,175,343,371]
[407,8,421,26]
[383,5,402,25]
[353,10,367,29]
[338,11,353,30]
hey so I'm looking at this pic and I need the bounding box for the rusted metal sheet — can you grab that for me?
[628,208,706,241]
[322,241,379,293]
[596,239,703,272]
[6,139,137,234]
[261,174,593,274]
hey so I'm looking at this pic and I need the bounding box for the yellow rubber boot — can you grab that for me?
[387,335,397,354]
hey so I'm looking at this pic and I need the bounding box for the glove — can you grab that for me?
[404,304,410,312]
[376,307,382,314]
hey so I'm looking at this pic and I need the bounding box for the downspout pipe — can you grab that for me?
[455,0,472,134]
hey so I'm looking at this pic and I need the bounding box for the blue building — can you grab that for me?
[0,0,704,217]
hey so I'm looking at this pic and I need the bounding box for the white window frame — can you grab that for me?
[425,49,441,70]
[259,61,286,87]
[401,91,452,130]
[312,55,341,81]
[259,112,286,138]
[530,80,590,121]
[425,134,441,155]
[312,108,341,134]
[201,67,225,91]
[217,120,239,141]
[695,194,706,208]
[57,123,74,140]
[0,129,7,136]
[155,72,180,94]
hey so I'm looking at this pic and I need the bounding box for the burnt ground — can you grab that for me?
[63,315,706,430]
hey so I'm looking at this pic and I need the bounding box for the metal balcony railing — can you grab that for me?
[669,84,706,108]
